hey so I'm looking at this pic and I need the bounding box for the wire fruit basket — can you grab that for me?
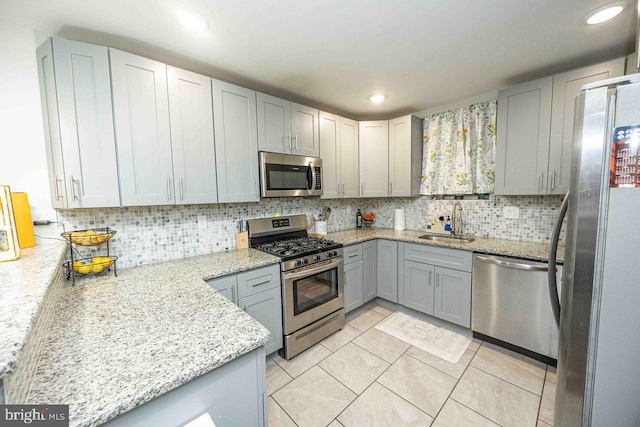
[61,227,118,284]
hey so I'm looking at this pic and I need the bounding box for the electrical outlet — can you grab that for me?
[504,207,520,219]
[197,214,207,229]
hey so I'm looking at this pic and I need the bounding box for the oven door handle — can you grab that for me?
[284,258,342,280]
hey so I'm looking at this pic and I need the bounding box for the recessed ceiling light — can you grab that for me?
[369,94,386,104]
[179,14,208,33]
[584,2,627,25]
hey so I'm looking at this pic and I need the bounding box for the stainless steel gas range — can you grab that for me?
[247,214,345,359]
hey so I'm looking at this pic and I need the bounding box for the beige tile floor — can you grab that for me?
[267,302,556,427]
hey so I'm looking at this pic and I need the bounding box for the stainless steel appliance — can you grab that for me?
[259,152,322,198]
[548,74,640,426]
[472,254,562,360]
[247,214,344,359]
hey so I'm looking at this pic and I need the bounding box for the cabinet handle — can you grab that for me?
[255,181,259,198]
[251,279,271,287]
[287,134,292,150]
[231,286,236,304]
[428,271,432,286]
[551,171,556,191]
[342,183,345,196]
[436,274,440,288]
[348,253,359,258]
[54,175,62,201]
[69,175,78,201]
[361,183,364,196]
[179,177,184,200]
[243,305,247,312]
[390,182,393,196]
[167,178,172,199]
[539,172,544,192]
[292,133,298,150]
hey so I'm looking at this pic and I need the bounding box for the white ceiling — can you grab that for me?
[0,0,635,120]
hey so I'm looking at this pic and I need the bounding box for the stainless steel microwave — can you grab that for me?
[260,152,322,197]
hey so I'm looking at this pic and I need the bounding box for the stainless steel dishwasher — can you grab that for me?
[472,254,562,359]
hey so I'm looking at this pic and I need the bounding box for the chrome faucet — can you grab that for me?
[452,202,463,236]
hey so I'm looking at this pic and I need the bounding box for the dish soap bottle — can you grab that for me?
[356,208,363,228]
[445,216,452,232]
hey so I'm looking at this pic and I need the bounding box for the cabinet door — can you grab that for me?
[212,80,260,203]
[206,276,238,305]
[36,39,68,209]
[388,115,411,197]
[340,117,360,198]
[167,66,218,205]
[403,260,434,315]
[377,240,398,302]
[110,49,174,206]
[257,93,292,154]
[52,38,120,208]
[548,58,624,194]
[320,111,340,199]
[239,287,283,355]
[495,77,553,195]
[344,260,364,313]
[363,240,377,303]
[359,121,389,197]
[434,267,471,327]
[291,103,320,157]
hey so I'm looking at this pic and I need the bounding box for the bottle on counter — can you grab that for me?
[356,207,363,228]
[445,216,452,232]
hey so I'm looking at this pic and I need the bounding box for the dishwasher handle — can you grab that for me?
[475,255,549,271]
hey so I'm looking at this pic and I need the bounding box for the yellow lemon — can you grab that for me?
[92,264,104,274]
[76,264,92,274]
[73,261,83,267]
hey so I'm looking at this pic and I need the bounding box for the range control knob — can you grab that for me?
[326,252,333,258]
[302,258,309,265]
[331,250,338,257]
[295,259,302,267]
[313,255,321,262]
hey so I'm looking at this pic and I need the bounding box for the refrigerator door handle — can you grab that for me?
[548,191,569,327]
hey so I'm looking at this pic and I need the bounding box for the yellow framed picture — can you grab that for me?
[0,185,20,262]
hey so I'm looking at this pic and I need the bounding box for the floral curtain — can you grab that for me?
[420,100,497,195]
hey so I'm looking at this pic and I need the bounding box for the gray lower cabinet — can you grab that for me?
[239,288,283,355]
[363,241,377,303]
[206,265,282,355]
[344,259,364,313]
[377,240,398,302]
[105,347,267,427]
[400,243,472,328]
[434,267,471,328]
[403,260,435,315]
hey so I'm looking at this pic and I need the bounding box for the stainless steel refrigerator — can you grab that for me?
[548,73,640,426]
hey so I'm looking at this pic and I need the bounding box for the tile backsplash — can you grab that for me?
[56,195,564,268]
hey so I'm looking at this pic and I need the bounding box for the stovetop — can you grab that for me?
[255,237,342,260]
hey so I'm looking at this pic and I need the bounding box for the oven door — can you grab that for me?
[282,257,344,335]
[260,152,322,197]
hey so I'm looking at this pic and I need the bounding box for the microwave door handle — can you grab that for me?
[308,162,316,191]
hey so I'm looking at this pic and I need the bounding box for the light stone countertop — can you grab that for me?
[326,229,564,263]
[22,248,280,427]
[0,241,67,379]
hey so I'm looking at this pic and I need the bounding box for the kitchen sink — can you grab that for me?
[418,235,475,244]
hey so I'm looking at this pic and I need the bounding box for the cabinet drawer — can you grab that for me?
[237,264,281,299]
[343,243,363,264]
[403,243,472,272]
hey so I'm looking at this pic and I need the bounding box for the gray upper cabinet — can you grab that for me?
[495,76,553,195]
[496,58,624,195]
[388,115,423,197]
[363,240,377,303]
[377,240,398,302]
[110,49,174,206]
[434,267,471,328]
[291,103,320,157]
[257,95,319,157]
[212,80,260,203]
[257,93,292,154]
[320,112,359,199]
[36,38,120,208]
[320,111,341,199]
[359,121,389,197]
[167,66,218,205]
[548,58,624,194]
